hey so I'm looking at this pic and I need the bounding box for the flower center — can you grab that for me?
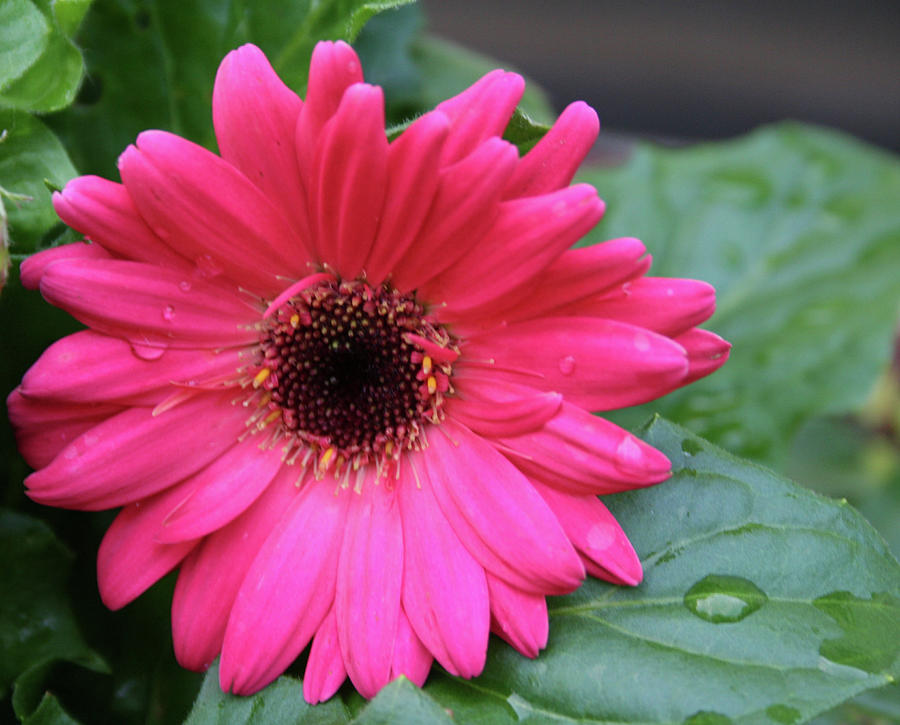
[250,278,457,480]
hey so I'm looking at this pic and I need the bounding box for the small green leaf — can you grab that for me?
[21,692,83,725]
[0,509,107,707]
[0,0,50,92]
[502,107,550,154]
[0,0,90,112]
[0,109,77,252]
[184,663,350,724]
[351,678,453,724]
[582,124,900,463]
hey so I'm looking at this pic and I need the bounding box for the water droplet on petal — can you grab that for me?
[621,282,632,296]
[178,280,192,292]
[558,355,576,375]
[194,254,223,279]
[684,574,768,623]
[130,342,166,361]
[162,305,176,321]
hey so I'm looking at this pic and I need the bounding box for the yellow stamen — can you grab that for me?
[261,410,281,427]
[290,313,300,328]
[252,368,271,389]
[385,440,394,457]
[319,446,336,471]
[422,355,433,375]
[427,376,437,394]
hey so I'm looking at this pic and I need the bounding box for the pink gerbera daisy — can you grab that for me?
[8,41,729,702]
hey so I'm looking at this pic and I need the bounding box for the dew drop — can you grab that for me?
[130,342,166,361]
[621,281,632,296]
[194,254,223,279]
[684,574,768,623]
[178,280,192,292]
[558,355,576,375]
[162,304,176,321]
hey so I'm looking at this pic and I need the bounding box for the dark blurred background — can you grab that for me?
[421,0,899,152]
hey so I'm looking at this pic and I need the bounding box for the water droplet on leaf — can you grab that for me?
[681,438,703,456]
[684,574,768,623]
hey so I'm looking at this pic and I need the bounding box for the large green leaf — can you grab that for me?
[0,110,78,253]
[183,418,900,723]
[0,0,92,113]
[0,510,107,714]
[581,124,900,463]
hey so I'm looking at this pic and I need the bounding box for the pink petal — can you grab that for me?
[424,184,604,317]
[97,483,200,609]
[335,479,403,698]
[365,111,449,284]
[7,389,122,469]
[303,607,347,704]
[20,330,245,405]
[497,401,671,496]
[219,476,350,695]
[424,419,585,595]
[118,131,309,297]
[460,316,690,411]
[19,242,110,290]
[464,238,651,334]
[391,608,432,688]
[172,467,301,671]
[398,456,489,678]
[213,44,310,243]
[157,435,284,543]
[39,258,260,349]
[675,328,732,384]
[486,574,548,658]
[504,101,600,199]
[390,138,518,293]
[311,83,387,277]
[25,392,248,510]
[531,481,643,586]
[434,70,524,164]
[445,377,562,438]
[296,41,364,189]
[52,176,193,271]
[562,277,716,337]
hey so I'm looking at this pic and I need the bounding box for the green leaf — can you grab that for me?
[0,509,107,709]
[184,663,350,724]
[581,124,900,462]
[0,0,50,92]
[351,678,453,724]
[0,0,91,113]
[182,418,900,723]
[0,109,78,253]
[21,692,82,725]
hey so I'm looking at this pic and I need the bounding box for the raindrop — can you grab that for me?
[130,342,165,361]
[558,355,576,375]
[195,254,223,279]
[162,305,176,321]
[178,280,192,292]
[684,574,768,623]
[621,281,632,296]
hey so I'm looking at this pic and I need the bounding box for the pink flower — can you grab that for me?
[8,42,729,702]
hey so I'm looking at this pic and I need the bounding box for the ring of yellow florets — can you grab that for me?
[245,277,457,484]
